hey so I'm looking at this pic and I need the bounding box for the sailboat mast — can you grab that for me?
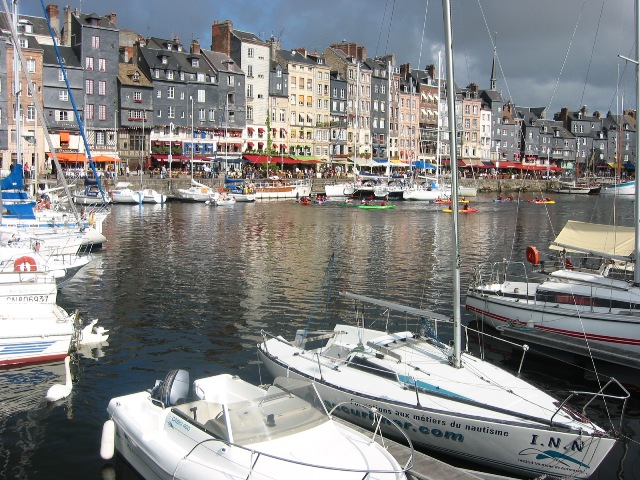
[634,0,640,285]
[442,0,462,368]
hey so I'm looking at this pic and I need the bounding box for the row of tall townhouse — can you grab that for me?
[0,5,635,176]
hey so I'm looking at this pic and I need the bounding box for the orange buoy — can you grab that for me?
[14,255,37,272]
[525,246,540,265]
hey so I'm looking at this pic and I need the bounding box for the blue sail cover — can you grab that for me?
[1,164,24,190]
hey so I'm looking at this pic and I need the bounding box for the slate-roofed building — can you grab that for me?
[61,6,119,157]
[266,38,290,157]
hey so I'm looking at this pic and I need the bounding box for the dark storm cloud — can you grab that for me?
[22,0,636,116]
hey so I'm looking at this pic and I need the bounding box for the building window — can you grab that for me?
[247,84,253,98]
[227,76,234,87]
[85,79,94,95]
[133,91,142,102]
[247,106,253,120]
[85,56,94,71]
[168,106,175,118]
[26,58,36,73]
[208,109,214,121]
[247,65,253,77]
[58,69,65,81]
[197,89,205,102]
[96,131,105,145]
[92,35,100,49]
[167,70,174,80]
[156,90,162,98]
[157,108,162,118]
[57,110,69,121]
[27,105,35,121]
[168,86,175,99]
[98,80,106,96]
[248,47,254,58]
[98,58,106,72]
[198,108,205,121]
[86,104,94,119]
[59,90,68,102]
[98,105,106,120]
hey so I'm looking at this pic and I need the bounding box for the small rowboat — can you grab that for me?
[528,200,555,204]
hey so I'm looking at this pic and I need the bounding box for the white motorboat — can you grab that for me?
[402,183,441,201]
[176,179,219,202]
[140,189,167,204]
[0,303,78,367]
[258,4,624,478]
[101,371,411,480]
[251,178,311,200]
[600,180,635,195]
[325,181,355,197]
[110,182,141,204]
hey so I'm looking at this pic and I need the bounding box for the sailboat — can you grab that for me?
[465,2,640,359]
[257,2,624,478]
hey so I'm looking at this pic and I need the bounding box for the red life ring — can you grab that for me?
[525,246,540,265]
[14,255,37,272]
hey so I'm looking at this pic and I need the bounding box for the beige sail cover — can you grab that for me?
[550,220,635,258]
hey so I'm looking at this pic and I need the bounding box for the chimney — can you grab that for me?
[190,39,201,55]
[211,20,233,56]
[46,4,60,39]
[426,64,436,80]
[105,12,117,28]
[399,63,411,80]
[594,111,601,119]
[61,5,72,46]
[267,35,280,60]
[293,47,307,58]
[580,105,588,116]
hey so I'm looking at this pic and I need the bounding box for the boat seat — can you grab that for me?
[151,369,190,407]
[204,416,229,441]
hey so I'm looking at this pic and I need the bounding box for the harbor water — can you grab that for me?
[0,193,638,479]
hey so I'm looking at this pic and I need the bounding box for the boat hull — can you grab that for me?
[465,288,640,354]
[257,345,613,479]
[600,181,635,195]
[0,305,76,366]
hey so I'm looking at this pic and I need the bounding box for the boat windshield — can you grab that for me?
[226,377,328,446]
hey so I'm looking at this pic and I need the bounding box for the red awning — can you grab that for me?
[495,161,519,169]
[280,144,287,149]
[247,127,254,133]
[243,154,298,164]
[247,142,254,147]
[272,144,278,149]
[258,128,265,133]
[59,131,70,143]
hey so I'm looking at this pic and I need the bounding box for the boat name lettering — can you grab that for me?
[464,424,509,436]
[530,435,584,452]
[170,416,190,432]
[6,295,49,303]
[324,400,464,443]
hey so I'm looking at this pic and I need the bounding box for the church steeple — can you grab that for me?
[490,45,497,90]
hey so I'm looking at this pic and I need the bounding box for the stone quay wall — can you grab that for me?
[93,173,556,196]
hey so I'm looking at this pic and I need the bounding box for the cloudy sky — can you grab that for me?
[21,0,637,117]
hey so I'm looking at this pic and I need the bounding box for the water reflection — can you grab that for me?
[0,194,637,479]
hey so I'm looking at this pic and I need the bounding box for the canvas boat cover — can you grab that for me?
[550,220,635,259]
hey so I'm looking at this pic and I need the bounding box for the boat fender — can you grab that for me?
[525,246,540,265]
[14,255,37,272]
[88,210,96,227]
[100,419,115,460]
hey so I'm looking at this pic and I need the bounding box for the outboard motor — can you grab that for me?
[151,369,190,407]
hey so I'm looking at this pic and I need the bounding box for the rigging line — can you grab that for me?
[415,0,429,71]
[383,0,396,56]
[545,0,588,114]
[374,0,392,57]
[578,0,606,108]
[474,0,512,104]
